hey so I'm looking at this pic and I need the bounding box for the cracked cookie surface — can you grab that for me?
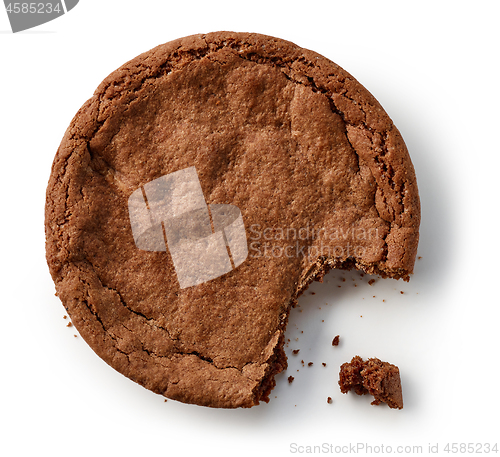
[45,32,420,408]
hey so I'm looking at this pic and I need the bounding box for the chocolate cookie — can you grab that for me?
[45,32,420,408]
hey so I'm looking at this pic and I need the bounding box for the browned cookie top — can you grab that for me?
[45,32,420,408]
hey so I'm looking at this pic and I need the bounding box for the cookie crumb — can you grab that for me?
[418,256,422,260]
[310,292,316,295]
[339,356,403,409]
[292,349,300,355]
[288,376,294,383]
[164,399,168,402]
[66,322,73,327]
[332,335,340,346]
[327,397,333,404]
[400,291,404,294]
[63,315,67,319]
[368,279,376,286]
[73,335,77,338]
[322,363,327,367]
[308,362,313,367]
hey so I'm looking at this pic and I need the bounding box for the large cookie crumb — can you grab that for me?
[339,356,403,409]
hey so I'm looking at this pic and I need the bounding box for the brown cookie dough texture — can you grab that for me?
[339,356,403,409]
[45,32,420,408]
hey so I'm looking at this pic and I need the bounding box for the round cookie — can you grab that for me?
[45,32,420,408]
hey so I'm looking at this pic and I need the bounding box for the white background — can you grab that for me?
[1,1,499,456]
